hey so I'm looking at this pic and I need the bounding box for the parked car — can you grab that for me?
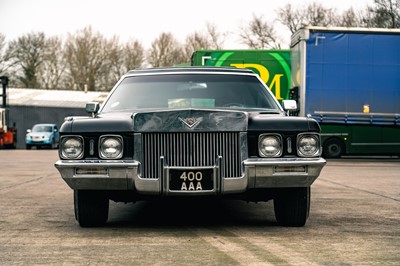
[55,67,326,227]
[26,123,60,149]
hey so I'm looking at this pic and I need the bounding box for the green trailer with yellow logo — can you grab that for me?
[191,49,291,102]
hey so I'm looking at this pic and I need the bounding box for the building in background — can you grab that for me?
[7,88,108,149]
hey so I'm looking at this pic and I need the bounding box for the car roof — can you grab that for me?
[126,66,254,75]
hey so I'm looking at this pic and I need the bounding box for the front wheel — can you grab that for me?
[274,187,310,227]
[323,138,345,158]
[74,190,109,227]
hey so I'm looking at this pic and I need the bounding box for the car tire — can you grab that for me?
[74,190,109,227]
[323,138,345,158]
[26,145,32,150]
[274,187,310,227]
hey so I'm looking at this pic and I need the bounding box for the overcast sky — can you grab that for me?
[1,0,373,49]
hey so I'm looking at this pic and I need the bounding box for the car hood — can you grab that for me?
[60,109,320,133]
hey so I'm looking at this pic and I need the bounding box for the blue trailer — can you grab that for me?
[290,27,400,157]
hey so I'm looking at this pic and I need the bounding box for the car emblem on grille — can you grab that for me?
[178,117,203,128]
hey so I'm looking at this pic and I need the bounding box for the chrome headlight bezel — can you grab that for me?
[258,134,283,158]
[59,136,84,159]
[297,133,321,157]
[99,135,123,159]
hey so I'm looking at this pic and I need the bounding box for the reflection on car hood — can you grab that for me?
[60,108,319,133]
[133,109,248,132]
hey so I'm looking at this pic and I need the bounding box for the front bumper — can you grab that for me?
[55,157,326,195]
[26,138,52,145]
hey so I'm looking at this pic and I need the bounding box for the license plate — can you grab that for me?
[169,169,213,191]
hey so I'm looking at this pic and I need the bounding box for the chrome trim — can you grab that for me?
[98,135,123,159]
[59,136,84,160]
[55,157,326,193]
[258,133,283,158]
[139,132,243,180]
[54,160,138,190]
[244,157,326,188]
[297,133,322,157]
[287,137,292,154]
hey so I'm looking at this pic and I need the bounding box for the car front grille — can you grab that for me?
[141,132,242,179]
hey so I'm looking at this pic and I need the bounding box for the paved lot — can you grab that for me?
[0,150,399,265]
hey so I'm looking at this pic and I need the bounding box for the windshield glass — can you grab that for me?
[32,125,52,132]
[101,73,281,113]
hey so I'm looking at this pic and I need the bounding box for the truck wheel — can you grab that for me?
[323,138,344,158]
[74,190,109,227]
[274,187,310,227]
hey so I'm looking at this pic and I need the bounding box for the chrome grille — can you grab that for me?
[141,132,242,179]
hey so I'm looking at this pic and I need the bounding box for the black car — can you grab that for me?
[55,67,326,227]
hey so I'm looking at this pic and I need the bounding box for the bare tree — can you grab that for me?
[97,38,145,90]
[368,0,400,28]
[64,26,110,91]
[277,2,339,34]
[147,32,185,67]
[38,36,66,89]
[123,40,145,71]
[0,33,13,77]
[184,23,226,62]
[98,36,125,91]
[6,32,46,88]
[205,23,226,50]
[357,6,378,27]
[239,15,282,49]
[277,4,304,34]
[338,8,364,27]
[184,32,213,62]
[305,2,337,26]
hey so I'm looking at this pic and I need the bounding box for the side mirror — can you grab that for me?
[26,129,31,133]
[86,102,100,118]
[282,100,297,111]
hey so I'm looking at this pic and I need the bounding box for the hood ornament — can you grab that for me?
[178,117,203,129]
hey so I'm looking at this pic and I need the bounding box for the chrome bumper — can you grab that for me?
[54,157,326,194]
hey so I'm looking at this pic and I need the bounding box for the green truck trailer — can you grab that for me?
[191,50,291,101]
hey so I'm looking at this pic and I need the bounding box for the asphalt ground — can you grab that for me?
[0,150,399,265]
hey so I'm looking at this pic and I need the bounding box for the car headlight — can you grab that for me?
[258,134,282,157]
[297,133,321,157]
[60,136,84,159]
[99,135,123,159]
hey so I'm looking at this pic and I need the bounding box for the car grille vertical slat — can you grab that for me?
[141,132,241,179]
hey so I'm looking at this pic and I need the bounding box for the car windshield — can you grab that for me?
[101,73,281,113]
[32,125,52,132]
